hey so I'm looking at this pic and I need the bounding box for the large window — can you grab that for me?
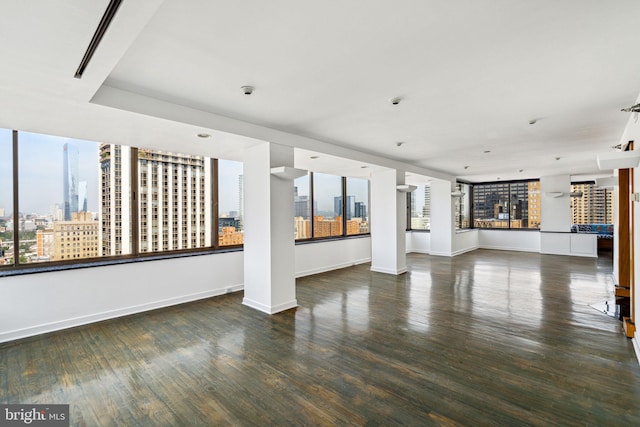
[294,174,311,239]
[454,182,471,230]
[409,184,430,230]
[570,182,613,225]
[18,133,104,263]
[473,180,539,229]
[295,172,370,241]
[313,173,344,238]
[0,129,250,271]
[346,177,369,235]
[218,159,243,246]
[0,130,13,266]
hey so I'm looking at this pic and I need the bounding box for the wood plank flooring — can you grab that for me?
[1,249,640,426]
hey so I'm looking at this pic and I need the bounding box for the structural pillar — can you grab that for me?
[242,142,298,314]
[370,169,407,274]
[430,179,455,256]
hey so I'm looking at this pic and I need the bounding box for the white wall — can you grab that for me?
[406,231,430,254]
[453,230,479,255]
[540,175,571,232]
[295,237,371,277]
[0,237,373,344]
[479,230,540,252]
[0,252,244,343]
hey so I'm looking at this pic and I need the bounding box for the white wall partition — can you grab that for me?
[479,230,540,253]
[0,252,244,344]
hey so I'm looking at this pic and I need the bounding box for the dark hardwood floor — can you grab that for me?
[1,250,639,426]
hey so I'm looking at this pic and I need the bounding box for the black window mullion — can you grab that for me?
[130,147,139,255]
[212,159,219,249]
[12,130,19,267]
[342,176,347,236]
[309,172,315,238]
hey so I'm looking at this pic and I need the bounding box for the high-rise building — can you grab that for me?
[422,185,431,218]
[52,211,99,261]
[63,142,79,220]
[334,195,355,219]
[571,182,613,224]
[100,145,212,255]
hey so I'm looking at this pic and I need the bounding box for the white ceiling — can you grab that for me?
[1,0,640,182]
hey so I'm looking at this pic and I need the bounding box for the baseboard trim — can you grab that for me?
[480,245,539,253]
[242,298,298,314]
[295,257,371,278]
[0,286,243,344]
[451,246,479,256]
[370,266,408,275]
[632,336,640,367]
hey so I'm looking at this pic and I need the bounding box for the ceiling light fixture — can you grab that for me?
[483,150,491,154]
[241,85,254,95]
[360,165,368,169]
[529,119,537,125]
[396,142,404,147]
[197,133,211,138]
[390,97,402,105]
[310,155,319,159]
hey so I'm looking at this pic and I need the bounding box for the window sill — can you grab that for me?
[0,247,243,277]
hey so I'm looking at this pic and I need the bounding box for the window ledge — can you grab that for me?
[0,247,243,277]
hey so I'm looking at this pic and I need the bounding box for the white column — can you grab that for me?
[370,169,407,274]
[430,179,455,256]
[242,142,298,314]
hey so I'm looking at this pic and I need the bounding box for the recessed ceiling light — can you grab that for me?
[396,142,404,147]
[241,85,254,95]
[519,169,524,172]
[390,97,402,105]
[529,119,537,125]
[555,157,561,160]
[483,150,491,154]
[310,155,319,159]
[464,166,469,170]
[360,165,368,169]
[197,133,211,138]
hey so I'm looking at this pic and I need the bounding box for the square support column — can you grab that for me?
[430,179,455,256]
[370,169,407,274]
[242,142,298,314]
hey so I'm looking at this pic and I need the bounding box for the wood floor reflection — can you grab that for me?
[1,250,639,426]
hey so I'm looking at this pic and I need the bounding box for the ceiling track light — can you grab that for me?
[74,0,123,79]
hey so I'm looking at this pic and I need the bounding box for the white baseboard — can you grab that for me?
[0,286,243,344]
[242,298,298,314]
[406,249,430,254]
[480,245,539,253]
[295,257,371,278]
[451,246,479,256]
[633,336,640,367]
[370,266,408,275]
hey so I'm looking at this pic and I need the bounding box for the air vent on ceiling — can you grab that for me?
[74,0,123,79]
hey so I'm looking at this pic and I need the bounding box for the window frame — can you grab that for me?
[0,130,243,274]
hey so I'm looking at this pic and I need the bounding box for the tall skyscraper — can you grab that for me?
[62,142,79,220]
